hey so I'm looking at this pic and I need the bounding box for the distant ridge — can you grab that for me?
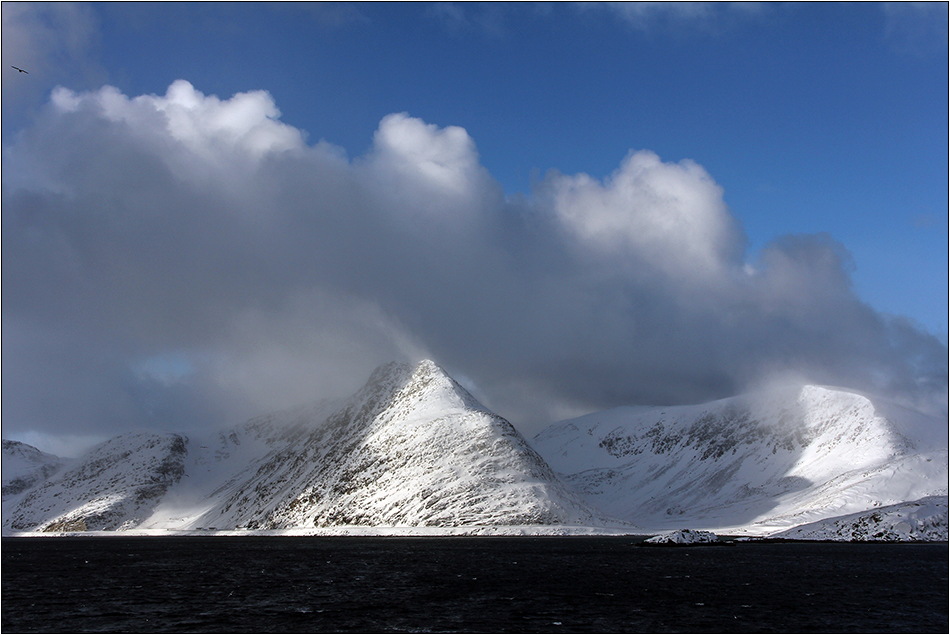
[1,439,64,499]
[3,365,946,538]
[4,433,186,531]
[531,384,948,536]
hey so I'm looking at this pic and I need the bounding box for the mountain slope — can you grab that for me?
[531,385,948,535]
[5,361,604,532]
[770,495,947,542]
[1,440,64,500]
[5,433,186,531]
[149,361,601,529]
[8,369,942,537]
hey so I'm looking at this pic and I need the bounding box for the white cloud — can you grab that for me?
[579,2,764,33]
[204,289,431,419]
[49,81,312,187]
[2,81,945,443]
[368,113,482,196]
[543,149,743,283]
[15,431,108,459]
[607,2,716,25]
[426,2,508,37]
[155,80,306,160]
[360,112,500,226]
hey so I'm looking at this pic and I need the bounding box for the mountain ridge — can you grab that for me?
[1,439,65,499]
[3,363,946,538]
[531,383,947,535]
[3,360,606,532]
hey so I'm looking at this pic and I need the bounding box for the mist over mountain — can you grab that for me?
[3,361,945,539]
[1,439,64,499]
[2,78,945,448]
[532,384,948,535]
[4,433,186,532]
[3,361,603,533]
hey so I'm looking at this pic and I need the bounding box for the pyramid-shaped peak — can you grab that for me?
[414,358,445,376]
[407,359,459,387]
[361,359,448,393]
[363,361,416,391]
[363,359,452,387]
[358,360,485,417]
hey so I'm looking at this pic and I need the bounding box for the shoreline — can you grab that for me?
[4,526,947,543]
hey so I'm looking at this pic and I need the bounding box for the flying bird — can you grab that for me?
[11,66,29,74]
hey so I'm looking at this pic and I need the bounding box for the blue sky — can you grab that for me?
[2,2,947,450]
[84,2,948,336]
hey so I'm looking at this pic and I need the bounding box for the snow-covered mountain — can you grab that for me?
[3,361,603,532]
[5,433,187,531]
[770,496,947,542]
[1,439,64,500]
[531,384,948,536]
[4,365,945,538]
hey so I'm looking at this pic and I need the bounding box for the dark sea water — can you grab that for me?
[2,536,947,633]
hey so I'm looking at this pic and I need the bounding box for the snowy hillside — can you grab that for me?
[770,496,947,542]
[1,439,64,500]
[4,361,604,532]
[5,433,187,531]
[5,367,945,538]
[532,385,948,536]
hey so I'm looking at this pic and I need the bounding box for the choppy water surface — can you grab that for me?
[2,536,947,633]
